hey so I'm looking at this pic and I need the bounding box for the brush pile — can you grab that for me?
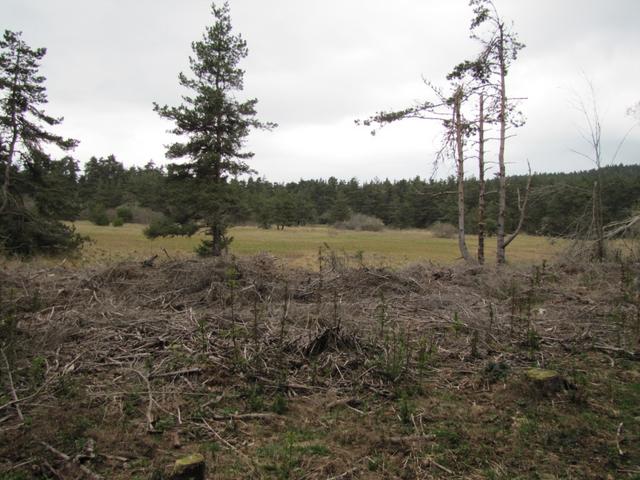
[1,252,639,478]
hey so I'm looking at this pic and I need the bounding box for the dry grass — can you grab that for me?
[69,221,565,268]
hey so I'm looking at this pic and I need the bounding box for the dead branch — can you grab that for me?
[208,412,283,421]
[40,441,103,480]
[1,349,23,421]
[326,397,363,409]
[605,215,640,239]
[616,422,625,456]
[131,368,156,432]
[149,367,202,379]
[504,161,533,249]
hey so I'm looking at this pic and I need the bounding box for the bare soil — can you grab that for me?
[1,253,639,479]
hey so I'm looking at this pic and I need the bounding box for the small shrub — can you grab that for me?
[429,221,457,239]
[397,392,415,425]
[144,219,198,238]
[116,206,133,223]
[112,216,124,227]
[334,213,385,232]
[272,392,288,414]
[88,204,109,226]
[246,384,265,412]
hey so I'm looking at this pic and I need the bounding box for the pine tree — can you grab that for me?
[149,2,275,256]
[0,30,82,255]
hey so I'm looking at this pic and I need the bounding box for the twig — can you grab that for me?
[149,367,202,379]
[1,349,23,421]
[1,457,36,473]
[381,434,436,446]
[616,422,624,456]
[208,412,283,421]
[327,466,359,479]
[427,456,454,475]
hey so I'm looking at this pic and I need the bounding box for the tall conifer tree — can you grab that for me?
[0,30,81,255]
[149,2,275,256]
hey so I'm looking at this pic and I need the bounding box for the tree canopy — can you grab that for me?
[0,30,82,255]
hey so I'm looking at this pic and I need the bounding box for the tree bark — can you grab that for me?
[477,92,486,264]
[593,180,605,260]
[496,23,508,265]
[453,87,472,263]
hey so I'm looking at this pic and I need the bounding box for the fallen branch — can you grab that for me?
[593,344,638,360]
[326,397,363,409]
[1,349,23,421]
[40,441,103,480]
[149,367,203,379]
[208,412,283,421]
[616,422,624,456]
[379,433,436,446]
[427,456,454,475]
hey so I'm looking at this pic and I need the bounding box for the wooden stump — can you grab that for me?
[170,453,206,480]
[525,368,566,395]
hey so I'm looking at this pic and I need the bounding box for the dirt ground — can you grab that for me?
[1,251,639,479]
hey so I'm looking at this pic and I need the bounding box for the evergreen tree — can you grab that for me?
[148,2,275,256]
[0,30,82,255]
[330,192,351,223]
[79,154,127,208]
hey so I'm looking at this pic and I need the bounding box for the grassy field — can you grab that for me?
[71,221,565,268]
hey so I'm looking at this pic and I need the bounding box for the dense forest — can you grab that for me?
[45,154,640,237]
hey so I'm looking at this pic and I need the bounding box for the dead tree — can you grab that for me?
[357,81,476,263]
[477,91,487,264]
[450,0,525,264]
[452,86,473,262]
[571,79,638,260]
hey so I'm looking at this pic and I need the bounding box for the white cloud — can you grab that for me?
[2,0,638,182]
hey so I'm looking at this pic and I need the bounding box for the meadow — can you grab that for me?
[71,221,564,268]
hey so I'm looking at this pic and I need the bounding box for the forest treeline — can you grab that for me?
[58,154,640,237]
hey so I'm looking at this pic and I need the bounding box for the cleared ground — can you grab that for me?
[1,256,639,479]
[71,221,564,268]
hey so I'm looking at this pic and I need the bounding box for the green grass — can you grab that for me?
[69,221,564,268]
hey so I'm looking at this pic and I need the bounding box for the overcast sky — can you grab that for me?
[3,0,639,182]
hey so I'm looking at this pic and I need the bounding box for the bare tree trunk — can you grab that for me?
[477,92,486,264]
[503,165,533,250]
[453,88,472,263]
[593,180,605,261]
[496,23,508,265]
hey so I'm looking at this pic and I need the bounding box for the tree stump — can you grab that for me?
[170,453,206,480]
[525,368,566,395]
